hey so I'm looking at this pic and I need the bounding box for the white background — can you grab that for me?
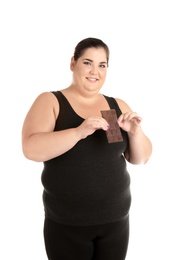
[0,0,173,259]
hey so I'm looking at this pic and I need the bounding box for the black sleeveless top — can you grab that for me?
[41,91,131,226]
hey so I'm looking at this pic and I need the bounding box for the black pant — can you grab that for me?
[44,215,129,260]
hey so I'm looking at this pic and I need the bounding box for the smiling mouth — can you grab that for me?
[86,77,98,82]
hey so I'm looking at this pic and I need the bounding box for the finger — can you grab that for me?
[118,113,141,122]
[133,116,142,122]
[94,118,110,130]
[124,112,138,121]
[117,113,131,123]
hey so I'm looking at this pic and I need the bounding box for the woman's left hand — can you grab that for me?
[117,112,142,135]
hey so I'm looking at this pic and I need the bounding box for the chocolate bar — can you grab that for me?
[101,109,123,143]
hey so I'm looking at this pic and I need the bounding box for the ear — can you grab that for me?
[70,56,75,71]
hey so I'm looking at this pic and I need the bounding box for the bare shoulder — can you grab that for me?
[33,91,58,105]
[24,91,60,122]
[114,98,133,113]
[32,91,59,111]
[22,91,60,136]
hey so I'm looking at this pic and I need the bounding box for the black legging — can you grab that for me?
[44,215,129,260]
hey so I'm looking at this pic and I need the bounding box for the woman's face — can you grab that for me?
[70,47,108,95]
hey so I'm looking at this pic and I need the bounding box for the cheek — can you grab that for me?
[73,69,84,81]
[75,67,88,76]
[100,70,107,78]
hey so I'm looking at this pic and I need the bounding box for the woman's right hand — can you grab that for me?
[76,116,110,139]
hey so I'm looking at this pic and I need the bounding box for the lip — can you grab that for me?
[86,77,98,82]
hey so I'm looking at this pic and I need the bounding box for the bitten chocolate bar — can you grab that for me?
[101,109,123,143]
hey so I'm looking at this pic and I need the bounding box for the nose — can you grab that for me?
[89,65,98,75]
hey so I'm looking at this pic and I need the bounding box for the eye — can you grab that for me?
[83,61,91,65]
[99,64,107,68]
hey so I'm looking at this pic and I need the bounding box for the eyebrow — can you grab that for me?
[82,58,107,65]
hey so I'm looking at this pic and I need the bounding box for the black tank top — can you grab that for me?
[41,91,131,226]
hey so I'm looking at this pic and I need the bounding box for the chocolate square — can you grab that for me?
[101,109,123,143]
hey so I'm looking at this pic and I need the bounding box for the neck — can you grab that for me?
[66,85,102,100]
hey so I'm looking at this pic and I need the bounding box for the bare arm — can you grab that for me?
[22,92,109,162]
[116,98,152,165]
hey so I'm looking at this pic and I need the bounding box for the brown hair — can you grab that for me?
[73,37,110,66]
